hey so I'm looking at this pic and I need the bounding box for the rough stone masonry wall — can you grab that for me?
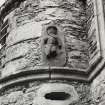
[91,68,105,105]
[0,0,96,105]
[0,80,94,105]
[1,0,89,77]
[90,0,105,105]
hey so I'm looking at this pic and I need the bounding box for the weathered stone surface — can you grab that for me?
[91,68,105,105]
[87,0,101,65]
[4,38,41,65]
[0,81,93,105]
[33,83,79,105]
[6,21,43,46]
[0,0,102,75]
[1,36,43,77]
[2,57,29,77]
[2,43,42,76]
[1,0,90,77]
[2,43,29,65]
[99,101,105,105]
[41,22,66,66]
[0,0,104,104]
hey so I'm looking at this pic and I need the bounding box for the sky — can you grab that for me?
[0,0,5,6]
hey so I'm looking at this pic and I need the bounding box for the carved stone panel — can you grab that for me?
[41,22,66,67]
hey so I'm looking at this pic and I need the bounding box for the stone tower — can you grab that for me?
[0,0,105,105]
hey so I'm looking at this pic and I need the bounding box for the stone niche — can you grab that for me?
[41,22,66,66]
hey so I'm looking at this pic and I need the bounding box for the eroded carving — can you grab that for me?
[43,26,62,59]
[41,23,66,66]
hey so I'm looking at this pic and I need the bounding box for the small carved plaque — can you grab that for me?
[41,22,66,66]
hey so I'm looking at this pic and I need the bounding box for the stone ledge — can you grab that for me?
[0,59,104,90]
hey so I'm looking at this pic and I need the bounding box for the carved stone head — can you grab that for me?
[47,26,58,36]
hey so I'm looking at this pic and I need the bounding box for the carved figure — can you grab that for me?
[43,26,62,59]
